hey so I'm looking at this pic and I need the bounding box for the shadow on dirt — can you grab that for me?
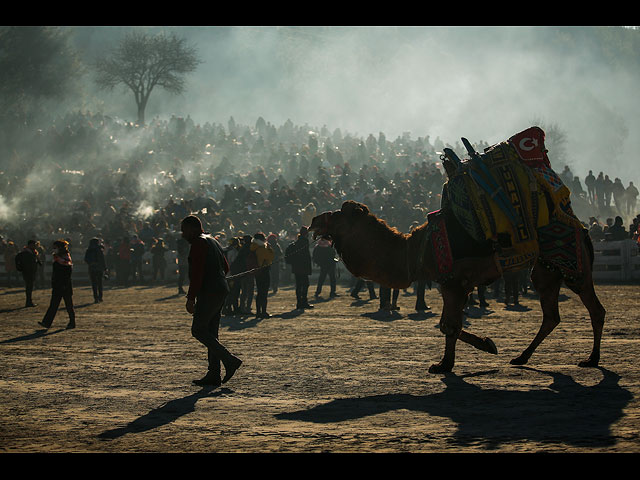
[221,314,265,330]
[97,387,233,440]
[0,328,66,344]
[274,367,632,449]
[361,310,438,322]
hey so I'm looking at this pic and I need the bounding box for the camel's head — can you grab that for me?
[309,200,370,241]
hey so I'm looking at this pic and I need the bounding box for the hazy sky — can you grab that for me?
[71,26,639,184]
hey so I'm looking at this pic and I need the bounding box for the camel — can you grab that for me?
[309,128,605,374]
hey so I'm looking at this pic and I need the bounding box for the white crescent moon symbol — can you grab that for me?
[519,138,535,151]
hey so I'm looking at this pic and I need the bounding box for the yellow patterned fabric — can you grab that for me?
[441,127,587,279]
[443,142,554,272]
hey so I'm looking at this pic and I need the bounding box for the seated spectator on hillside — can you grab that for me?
[605,216,628,241]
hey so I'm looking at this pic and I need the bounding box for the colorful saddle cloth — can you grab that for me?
[439,126,585,278]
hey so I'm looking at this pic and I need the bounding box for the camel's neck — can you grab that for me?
[335,216,435,289]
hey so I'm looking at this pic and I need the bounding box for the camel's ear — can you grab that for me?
[341,200,369,217]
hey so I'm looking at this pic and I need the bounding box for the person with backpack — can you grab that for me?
[15,240,42,307]
[38,240,75,330]
[84,238,106,303]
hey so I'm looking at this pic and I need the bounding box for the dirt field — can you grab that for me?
[1,279,639,453]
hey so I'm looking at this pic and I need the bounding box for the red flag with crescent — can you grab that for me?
[509,126,551,169]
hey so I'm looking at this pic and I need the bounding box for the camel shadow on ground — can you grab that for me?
[275,367,632,449]
[97,387,234,440]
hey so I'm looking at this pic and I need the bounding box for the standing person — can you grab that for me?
[223,237,241,315]
[378,285,400,312]
[84,238,106,303]
[151,238,168,283]
[117,236,132,287]
[584,170,596,204]
[287,226,314,310]
[350,277,377,300]
[4,241,19,287]
[176,236,190,295]
[503,271,520,307]
[414,279,431,312]
[38,240,75,330]
[267,233,283,294]
[603,175,613,208]
[313,236,338,298]
[612,178,626,214]
[130,235,146,284]
[15,240,42,307]
[250,232,275,318]
[35,241,46,290]
[626,181,639,216]
[595,172,605,209]
[237,235,256,314]
[181,215,242,387]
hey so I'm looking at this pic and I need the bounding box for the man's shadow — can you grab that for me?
[98,387,232,440]
[0,328,66,344]
[275,367,632,449]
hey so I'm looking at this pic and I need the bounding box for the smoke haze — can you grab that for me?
[68,26,639,184]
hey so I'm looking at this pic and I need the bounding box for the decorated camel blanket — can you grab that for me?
[437,126,585,281]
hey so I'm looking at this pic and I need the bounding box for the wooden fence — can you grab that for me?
[592,239,640,282]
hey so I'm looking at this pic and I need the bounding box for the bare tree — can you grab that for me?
[94,31,200,125]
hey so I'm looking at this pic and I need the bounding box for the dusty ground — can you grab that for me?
[1,279,639,453]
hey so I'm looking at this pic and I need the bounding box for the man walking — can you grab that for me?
[181,215,242,387]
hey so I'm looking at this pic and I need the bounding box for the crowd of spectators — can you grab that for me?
[1,110,639,289]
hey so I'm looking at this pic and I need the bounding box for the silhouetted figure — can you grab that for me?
[15,240,42,307]
[237,235,256,314]
[117,237,132,287]
[414,279,431,311]
[351,278,377,300]
[605,216,628,241]
[151,238,168,282]
[267,233,283,294]
[130,234,145,284]
[250,232,274,318]
[39,240,75,330]
[313,237,338,298]
[287,226,314,310]
[84,238,106,303]
[181,215,242,387]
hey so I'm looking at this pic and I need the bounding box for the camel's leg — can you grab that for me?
[429,284,468,374]
[574,275,606,368]
[510,263,562,366]
[459,330,498,355]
